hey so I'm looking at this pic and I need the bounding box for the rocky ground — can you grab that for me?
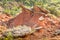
[0,5,60,40]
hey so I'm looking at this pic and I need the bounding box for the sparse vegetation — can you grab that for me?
[0,0,60,16]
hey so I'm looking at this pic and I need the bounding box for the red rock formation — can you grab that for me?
[7,5,49,27]
[7,5,33,27]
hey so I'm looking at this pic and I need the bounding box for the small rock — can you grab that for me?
[39,16,44,21]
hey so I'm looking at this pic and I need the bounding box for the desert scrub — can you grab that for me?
[3,25,32,37]
[0,25,42,40]
[2,25,42,37]
[0,31,22,40]
[3,32,13,40]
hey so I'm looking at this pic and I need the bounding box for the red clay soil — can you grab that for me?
[0,13,13,27]
[0,13,13,36]
[0,13,13,22]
